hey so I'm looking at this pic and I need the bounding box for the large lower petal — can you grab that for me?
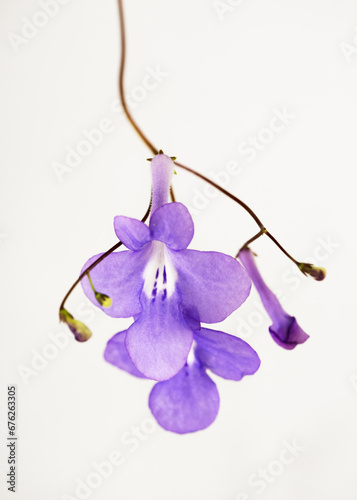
[194,328,260,380]
[150,203,194,250]
[104,331,145,378]
[81,249,149,318]
[125,292,193,381]
[170,249,251,323]
[113,216,151,251]
[149,361,219,434]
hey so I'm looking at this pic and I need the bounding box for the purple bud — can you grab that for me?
[238,249,309,350]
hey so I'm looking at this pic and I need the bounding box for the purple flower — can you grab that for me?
[81,154,251,381]
[238,248,309,350]
[104,319,260,434]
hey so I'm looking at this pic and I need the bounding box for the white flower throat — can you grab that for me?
[143,241,177,301]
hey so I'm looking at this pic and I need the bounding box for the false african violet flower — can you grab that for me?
[81,153,252,381]
[238,248,309,350]
[104,316,260,434]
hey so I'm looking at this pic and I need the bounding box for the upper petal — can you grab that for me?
[114,216,151,251]
[125,292,193,381]
[149,203,194,250]
[170,249,251,323]
[104,330,145,378]
[81,248,149,318]
[149,361,220,434]
[194,328,260,380]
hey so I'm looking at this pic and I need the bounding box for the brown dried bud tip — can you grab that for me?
[59,308,92,342]
[299,263,326,281]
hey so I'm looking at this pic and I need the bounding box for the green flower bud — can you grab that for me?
[59,308,92,342]
[299,263,326,281]
[95,292,112,308]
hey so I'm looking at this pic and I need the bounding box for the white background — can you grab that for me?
[1,0,356,499]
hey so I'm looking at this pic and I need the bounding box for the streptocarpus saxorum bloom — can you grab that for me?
[81,153,252,381]
[57,0,327,437]
[104,317,260,434]
[238,248,309,350]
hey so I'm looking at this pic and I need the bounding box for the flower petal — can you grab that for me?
[170,249,251,323]
[269,316,309,350]
[125,293,193,381]
[81,248,149,318]
[149,361,219,434]
[149,202,194,250]
[194,328,260,380]
[114,216,151,251]
[104,331,145,378]
[239,248,309,349]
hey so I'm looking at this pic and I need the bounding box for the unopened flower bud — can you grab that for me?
[95,292,112,308]
[239,249,309,350]
[299,263,326,281]
[59,308,92,342]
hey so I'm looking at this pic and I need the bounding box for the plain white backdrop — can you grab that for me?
[1,1,356,499]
